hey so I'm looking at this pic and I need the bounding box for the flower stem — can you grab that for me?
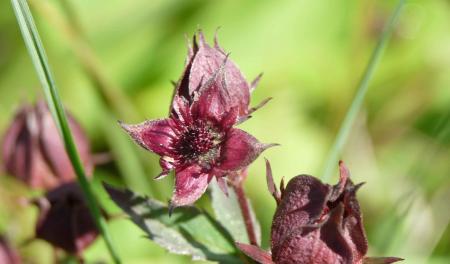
[233,184,258,246]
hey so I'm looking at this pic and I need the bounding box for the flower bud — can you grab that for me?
[33,182,99,255]
[237,161,403,264]
[1,101,93,190]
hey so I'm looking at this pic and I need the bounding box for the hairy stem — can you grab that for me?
[233,184,258,246]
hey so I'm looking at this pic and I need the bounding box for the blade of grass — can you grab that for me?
[10,0,121,263]
[321,0,405,181]
[28,0,154,195]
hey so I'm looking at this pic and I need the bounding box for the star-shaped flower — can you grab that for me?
[121,31,275,208]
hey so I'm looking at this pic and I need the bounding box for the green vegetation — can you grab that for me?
[0,0,449,263]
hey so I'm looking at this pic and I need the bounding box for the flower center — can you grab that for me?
[175,120,223,169]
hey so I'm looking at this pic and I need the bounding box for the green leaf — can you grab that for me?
[104,184,244,263]
[209,180,261,245]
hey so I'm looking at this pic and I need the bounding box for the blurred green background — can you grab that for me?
[1,0,449,263]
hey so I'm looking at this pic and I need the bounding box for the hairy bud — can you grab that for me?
[237,161,403,264]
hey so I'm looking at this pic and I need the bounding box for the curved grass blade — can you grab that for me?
[321,0,406,181]
[10,0,121,262]
[27,0,153,195]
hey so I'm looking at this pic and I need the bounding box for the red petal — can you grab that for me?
[191,61,233,123]
[219,106,239,131]
[217,129,276,172]
[171,95,192,125]
[119,118,176,157]
[170,165,210,207]
[190,30,250,117]
[235,242,274,264]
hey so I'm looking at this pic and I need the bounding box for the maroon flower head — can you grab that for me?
[33,182,99,256]
[1,100,93,190]
[120,30,275,208]
[237,160,403,264]
[0,236,21,264]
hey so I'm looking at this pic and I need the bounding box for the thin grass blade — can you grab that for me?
[10,0,121,262]
[321,0,406,181]
[27,0,153,194]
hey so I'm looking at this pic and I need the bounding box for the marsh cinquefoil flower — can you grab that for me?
[237,161,403,264]
[120,31,275,208]
[1,101,93,190]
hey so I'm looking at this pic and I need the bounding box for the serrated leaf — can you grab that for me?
[104,184,243,263]
[210,180,261,245]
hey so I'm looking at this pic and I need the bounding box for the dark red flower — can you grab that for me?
[237,160,403,264]
[1,101,93,190]
[33,182,99,256]
[120,31,275,208]
[0,236,21,264]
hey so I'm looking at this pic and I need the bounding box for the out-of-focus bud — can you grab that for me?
[1,101,93,190]
[33,182,99,256]
[0,236,21,264]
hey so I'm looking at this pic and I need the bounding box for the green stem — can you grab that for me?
[321,0,405,181]
[10,0,121,263]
